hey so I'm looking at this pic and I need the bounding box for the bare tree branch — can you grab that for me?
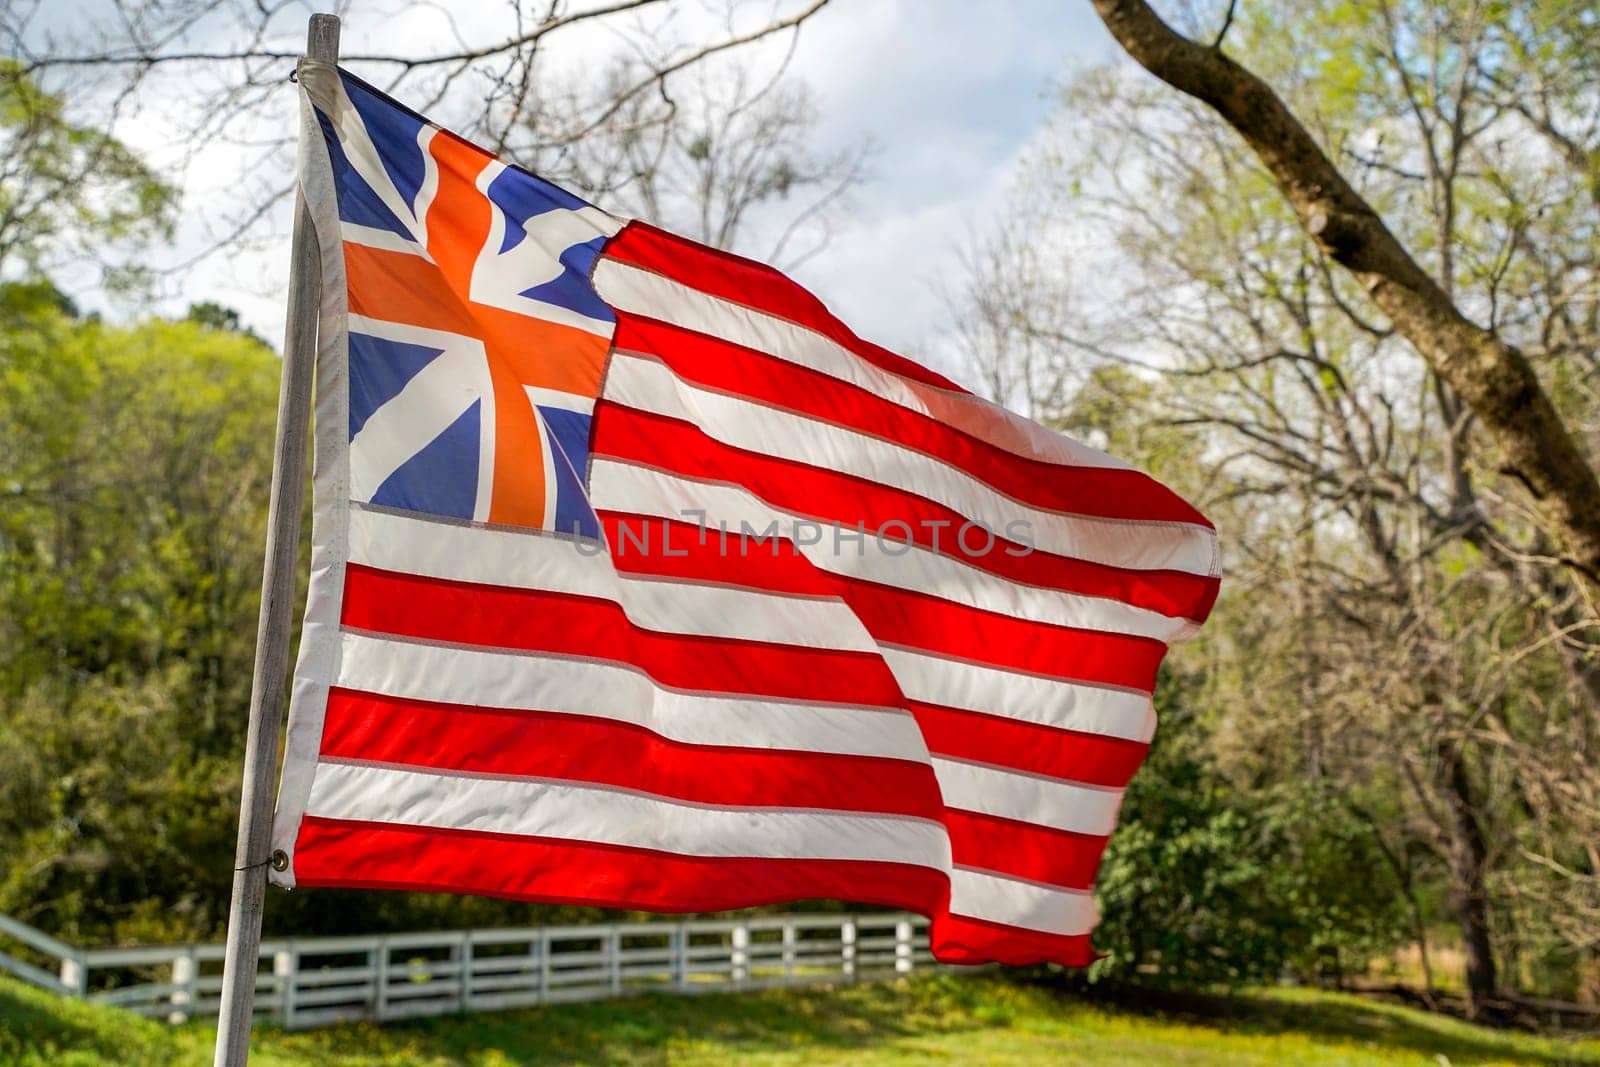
[1091,0,1600,600]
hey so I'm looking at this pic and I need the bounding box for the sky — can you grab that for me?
[763,0,1113,354]
[38,0,1121,376]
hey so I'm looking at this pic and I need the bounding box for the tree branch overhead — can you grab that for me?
[1091,0,1600,597]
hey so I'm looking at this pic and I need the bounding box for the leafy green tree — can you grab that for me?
[0,295,280,940]
[185,301,265,345]
[1090,673,1408,987]
[0,61,176,291]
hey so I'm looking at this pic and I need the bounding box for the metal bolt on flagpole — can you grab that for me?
[212,13,339,1067]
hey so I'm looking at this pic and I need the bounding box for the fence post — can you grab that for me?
[455,930,472,1012]
[362,943,375,1021]
[606,927,621,995]
[841,920,856,980]
[782,921,796,978]
[537,931,551,1002]
[169,948,198,1024]
[730,925,749,986]
[373,939,389,1021]
[894,920,913,974]
[58,954,87,998]
[273,948,296,1029]
[670,925,687,991]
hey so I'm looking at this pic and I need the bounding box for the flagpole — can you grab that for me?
[212,13,339,1066]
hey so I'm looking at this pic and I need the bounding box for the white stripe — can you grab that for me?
[616,570,878,653]
[879,646,1156,743]
[949,868,1097,936]
[605,351,1216,580]
[588,457,1194,643]
[335,631,927,763]
[305,760,951,868]
[340,221,428,256]
[591,257,1135,473]
[931,758,1124,837]
[273,67,360,884]
[346,507,878,653]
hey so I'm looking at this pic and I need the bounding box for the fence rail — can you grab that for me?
[0,911,934,1029]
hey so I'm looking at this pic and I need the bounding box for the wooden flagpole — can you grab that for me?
[212,13,339,1066]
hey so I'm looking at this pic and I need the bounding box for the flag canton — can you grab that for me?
[314,69,620,539]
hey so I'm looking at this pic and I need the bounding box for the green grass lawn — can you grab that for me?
[2,972,1595,1066]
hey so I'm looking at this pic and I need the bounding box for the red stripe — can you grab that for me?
[909,701,1150,789]
[593,402,1218,625]
[843,585,1165,692]
[293,816,951,917]
[594,512,1167,692]
[602,222,964,392]
[943,810,1111,891]
[612,314,1211,528]
[319,687,941,819]
[601,513,836,596]
[931,912,1098,968]
[341,564,906,707]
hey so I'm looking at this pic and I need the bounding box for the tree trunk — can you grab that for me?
[1090,0,1600,602]
[1437,738,1498,1018]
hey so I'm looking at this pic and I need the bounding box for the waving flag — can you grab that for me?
[270,60,1220,966]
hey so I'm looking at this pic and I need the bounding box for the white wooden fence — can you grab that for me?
[0,911,933,1029]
